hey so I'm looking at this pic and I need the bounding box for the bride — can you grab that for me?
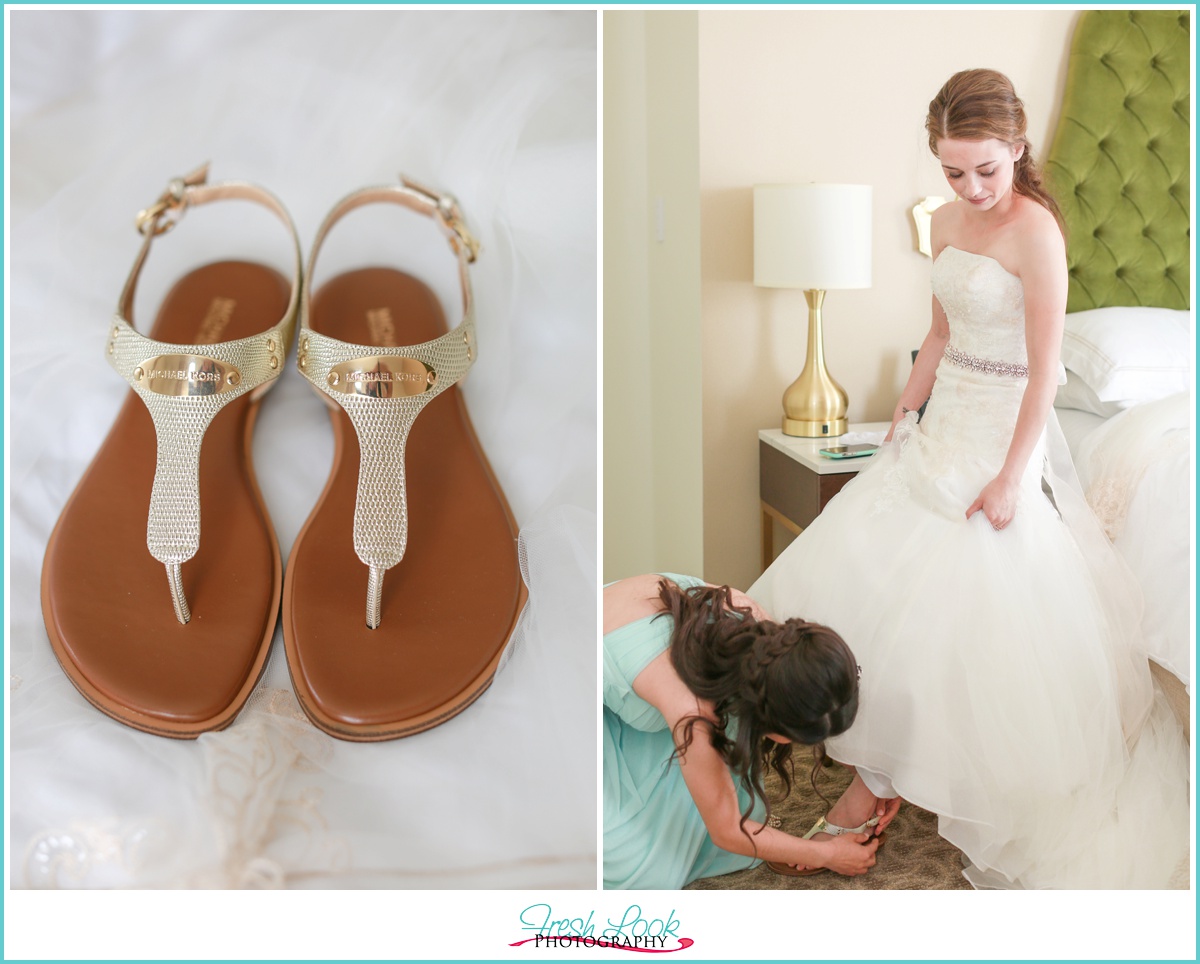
[749,68,1189,889]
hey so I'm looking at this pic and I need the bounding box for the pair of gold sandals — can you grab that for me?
[41,165,526,742]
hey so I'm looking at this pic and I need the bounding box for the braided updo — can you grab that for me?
[657,579,859,840]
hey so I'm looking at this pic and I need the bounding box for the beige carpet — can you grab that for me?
[685,760,971,891]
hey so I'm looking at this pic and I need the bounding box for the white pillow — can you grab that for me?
[1059,307,1191,404]
[1054,370,1127,417]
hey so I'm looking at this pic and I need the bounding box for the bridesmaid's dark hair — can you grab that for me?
[657,579,859,841]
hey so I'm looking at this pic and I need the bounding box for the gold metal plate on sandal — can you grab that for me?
[325,356,437,397]
[134,353,243,397]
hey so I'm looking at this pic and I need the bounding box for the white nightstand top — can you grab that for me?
[759,422,891,475]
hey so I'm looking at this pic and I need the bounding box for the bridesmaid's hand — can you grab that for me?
[966,475,1019,530]
[818,834,879,876]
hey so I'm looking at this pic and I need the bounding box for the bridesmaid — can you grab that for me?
[603,573,898,888]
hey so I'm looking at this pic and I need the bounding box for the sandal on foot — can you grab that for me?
[41,165,301,737]
[766,814,885,877]
[283,176,527,741]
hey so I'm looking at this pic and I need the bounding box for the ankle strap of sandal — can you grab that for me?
[117,163,302,333]
[302,174,478,324]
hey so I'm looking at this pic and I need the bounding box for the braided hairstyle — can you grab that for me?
[926,68,1066,238]
[657,579,859,841]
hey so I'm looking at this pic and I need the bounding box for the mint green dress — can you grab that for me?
[603,573,763,889]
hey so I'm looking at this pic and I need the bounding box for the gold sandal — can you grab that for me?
[41,164,301,738]
[283,176,527,741]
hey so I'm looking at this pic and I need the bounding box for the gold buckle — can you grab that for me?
[135,163,209,236]
[401,175,480,263]
[135,178,187,236]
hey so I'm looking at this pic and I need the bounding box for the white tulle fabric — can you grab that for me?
[750,246,1190,889]
[10,11,595,889]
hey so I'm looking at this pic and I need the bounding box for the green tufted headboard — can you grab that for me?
[1045,10,1190,311]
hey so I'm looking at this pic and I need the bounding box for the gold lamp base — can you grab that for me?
[781,289,849,438]
[783,415,848,437]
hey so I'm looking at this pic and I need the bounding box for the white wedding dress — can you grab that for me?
[750,246,1190,889]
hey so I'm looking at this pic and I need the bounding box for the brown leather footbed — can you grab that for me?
[282,268,526,740]
[41,261,290,737]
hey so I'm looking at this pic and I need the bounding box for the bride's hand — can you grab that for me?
[884,405,909,443]
[873,795,902,835]
[966,475,1019,530]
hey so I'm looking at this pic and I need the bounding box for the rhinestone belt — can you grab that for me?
[943,343,1028,378]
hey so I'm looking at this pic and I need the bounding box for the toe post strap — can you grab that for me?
[366,565,384,630]
[166,563,192,625]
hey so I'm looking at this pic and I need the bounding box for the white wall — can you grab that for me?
[697,9,1079,589]
[603,11,703,582]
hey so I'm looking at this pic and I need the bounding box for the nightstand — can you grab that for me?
[758,422,889,570]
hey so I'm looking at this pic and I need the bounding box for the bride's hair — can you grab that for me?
[657,579,859,840]
[926,68,1066,237]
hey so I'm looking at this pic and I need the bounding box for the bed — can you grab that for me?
[1044,9,1191,732]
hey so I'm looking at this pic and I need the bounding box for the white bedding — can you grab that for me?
[9,10,597,891]
[1054,406,1107,451]
[1056,396,1192,690]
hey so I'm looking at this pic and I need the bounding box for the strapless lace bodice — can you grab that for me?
[876,243,1044,516]
[932,245,1026,366]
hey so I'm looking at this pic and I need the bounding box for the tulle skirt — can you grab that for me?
[750,363,1190,889]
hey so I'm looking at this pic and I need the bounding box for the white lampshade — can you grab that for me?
[754,184,872,289]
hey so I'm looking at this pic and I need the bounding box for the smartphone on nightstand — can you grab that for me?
[819,444,878,459]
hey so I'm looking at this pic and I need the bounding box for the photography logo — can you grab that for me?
[511,903,694,952]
